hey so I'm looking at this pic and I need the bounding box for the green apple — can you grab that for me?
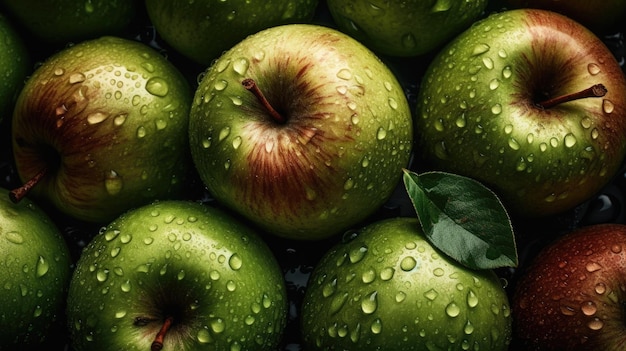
[0,0,140,44]
[144,0,319,65]
[66,200,287,351]
[503,0,626,34]
[301,217,512,350]
[188,24,414,240]
[414,9,626,218]
[326,0,489,57]
[513,223,626,350]
[10,36,192,223]
[0,187,73,349]
[0,13,29,124]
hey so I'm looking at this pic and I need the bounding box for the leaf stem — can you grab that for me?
[242,78,285,123]
[151,316,174,351]
[9,167,47,203]
[537,84,607,109]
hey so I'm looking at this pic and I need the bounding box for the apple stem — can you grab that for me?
[9,167,48,203]
[151,316,174,351]
[242,78,286,123]
[537,84,607,109]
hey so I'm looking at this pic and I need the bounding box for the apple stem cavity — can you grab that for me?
[242,78,286,123]
[537,84,608,109]
[151,316,174,351]
[9,167,48,203]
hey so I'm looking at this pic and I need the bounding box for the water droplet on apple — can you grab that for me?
[214,79,228,91]
[232,58,250,76]
[502,66,512,79]
[329,292,349,314]
[482,57,494,69]
[587,63,601,75]
[376,127,387,140]
[96,269,109,282]
[145,77,169,97]
[445,302,461,318]
[588,318,604,330]
[349,245,368,263]
[489,78,500,90]
[370,318,383,334]
[120,280,131,292]
[323,277,338,297]
[69,72,86,84]
[491,103,502,115]
[471,43,490,56]
[87,112,108,125]
[603,99,615,114]
[210,318,225,333]
[336,68,352,80]
[5,231,24,244]
[564,133,577,148]
[388,97,398,110]
[424,288,438,301]
[400,256,417,271]
[585,261,602,272]
[105,170,123,195]
[581,301,597,316]
[54,68,65,76]
[136,126,147,138]
[223,254,241,273]
[508,138,520,151]
[362,268,376,284]
[110,247,121,258]
[114,310,126,318]
[595,282,607,295]
[361,291,378,314]
[401,33,416,49]
[431,0,452,12]
[141,61,155,73]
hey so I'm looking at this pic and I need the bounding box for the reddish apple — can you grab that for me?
[512,223,626,350]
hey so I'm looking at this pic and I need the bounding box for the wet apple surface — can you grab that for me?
[0,2,625,350]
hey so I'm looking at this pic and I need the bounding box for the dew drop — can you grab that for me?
[330,292,349,314]
[581,301,597,316]
[446,302,461,317]
[361,291,378,314]
[336,69,352,80]
[585,262,602,272]
[482,57,494,69]
[401,33,416,48]
[588,318,604,330]
[595,282,607,295]
[229,254,242,271]
[145,77,169,97]
[472,43,490,56]
[380,267,395,281]
[489,78,500,90]
[87,112,108,124]
[564,133,577,148]
[467,289,479,308]
[464,320,475,334]
[214,80,228,91]
[136,126,147,138]
[603,99,615,114]
[96,269,109,282]
[69,72,86,84]
[232,58,249,75]
[502,66,512,79]
[424,288,438,301]
[400,256,417,271]
[349,245,368,263]
[491,103,502,115]
[35,256,49,277]
[376,127,387,140]
[587,63,601,75]
[210,318,225,333]
[370,318,383,334]
[5,231,24,244]
[362,268,376,283]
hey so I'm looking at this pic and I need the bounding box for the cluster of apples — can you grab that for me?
[1,0,626,350]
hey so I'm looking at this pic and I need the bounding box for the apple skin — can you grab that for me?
[0,0,140,44]
[188,24,414,241]
[11,36,192,223]
[145,0,319,65]
[414,9,626,218]
[300,217,512,350]
[503,0,626,34]
[512,223,626,350]
[66,200,288,351]
[0,13,29,124]
[327,0,489,57]
[0,187,73,349]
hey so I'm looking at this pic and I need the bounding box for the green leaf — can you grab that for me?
[402,169,518,270]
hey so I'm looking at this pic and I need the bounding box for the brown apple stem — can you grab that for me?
[537,84,607,109]
[151,316,174,351]
[242,78,286,123]
[9,167,48,203]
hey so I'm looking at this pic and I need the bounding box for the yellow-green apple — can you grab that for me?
[415,9,626,218]
[10,36,192,223]
[66,200,288,351]
[188,24,414,240]
[0,187,72,349]
[301,217,512,350]
[326,0,489,57]
[0,0,140,43]
[144,0,319,65]
[513,223,626,350]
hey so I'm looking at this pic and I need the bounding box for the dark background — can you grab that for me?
[0,1,625,350]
